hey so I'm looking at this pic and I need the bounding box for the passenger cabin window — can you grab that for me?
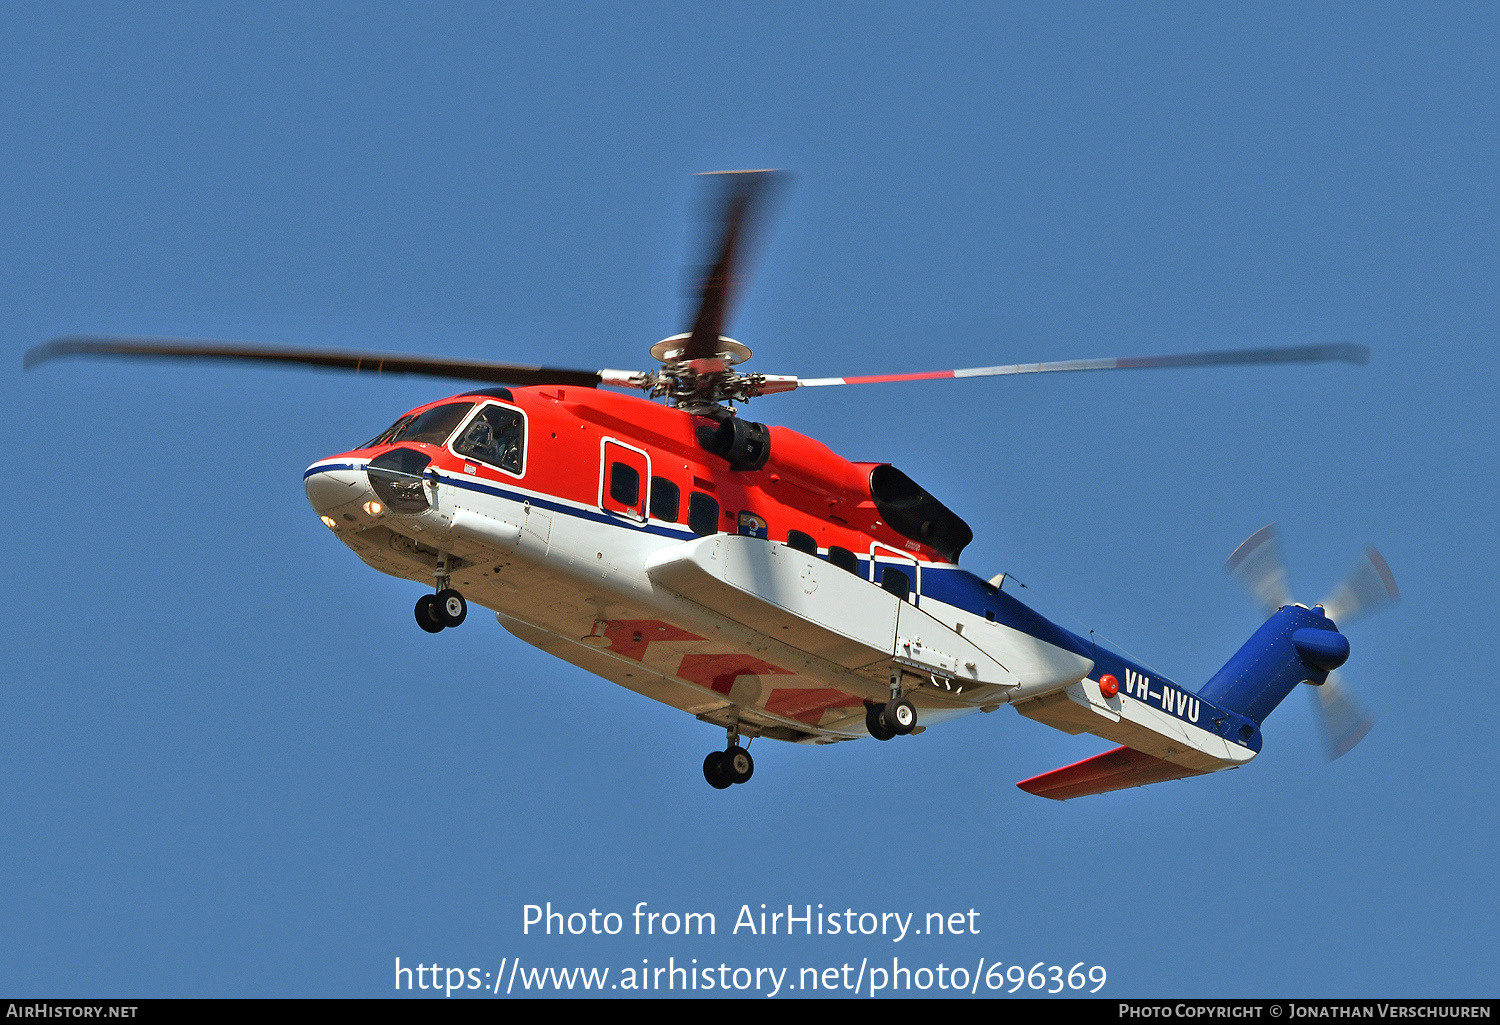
[881,567,911,602]
[650,478,680,522]
[608,462,640,508]
[827,546,858,574]
[453,404,525,474]
[786,530,817,555]
[688,492,719,537]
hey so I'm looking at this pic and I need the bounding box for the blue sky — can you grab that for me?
[2,3,1496,998]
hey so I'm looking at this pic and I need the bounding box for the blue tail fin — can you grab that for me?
[1198,605,1350,723]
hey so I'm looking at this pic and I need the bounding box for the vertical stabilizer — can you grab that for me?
[1197,605,1349,723]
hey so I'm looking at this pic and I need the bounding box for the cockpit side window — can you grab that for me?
[363,402,476,450]
[453,403,526,475]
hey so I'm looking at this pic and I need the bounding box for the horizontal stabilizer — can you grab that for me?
[1017,745,1209,801]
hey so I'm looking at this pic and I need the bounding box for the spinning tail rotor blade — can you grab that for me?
[1311,670,1376,760]
[1319,547,1400,628]
[1221,526,1392,760]
[789,342,1368,390]
[24,336,611,389]
[1224,523,1294,616]
[682,170,787,363]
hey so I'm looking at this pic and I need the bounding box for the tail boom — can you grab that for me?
[1014,605,1347,799]
[1013,672,1260,775]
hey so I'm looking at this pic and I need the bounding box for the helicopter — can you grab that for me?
[23,170,1397,796]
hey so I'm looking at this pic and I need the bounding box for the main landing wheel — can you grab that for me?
[414,594,445,633]
[866,702,896,741]
[724,745,754,784]
[886,697,917,736]
[435,588,467,627]
[702,751,733,790]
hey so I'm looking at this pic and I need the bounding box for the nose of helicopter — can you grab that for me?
[304,459,375,524]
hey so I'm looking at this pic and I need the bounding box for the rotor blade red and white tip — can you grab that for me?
[788,342,1369,390]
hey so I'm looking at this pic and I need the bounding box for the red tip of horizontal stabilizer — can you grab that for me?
[1017,745,1210,801]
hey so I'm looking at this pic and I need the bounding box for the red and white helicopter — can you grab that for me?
[25,171,1397,796]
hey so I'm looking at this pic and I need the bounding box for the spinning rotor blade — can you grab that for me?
[1319,547,1399,628]
[682,170,786,363]
[1222,526,1392,760]
[1311,670,1376,760]
[789,342,1368,390]
[1224,523,1294,616]
[24,336,611,389]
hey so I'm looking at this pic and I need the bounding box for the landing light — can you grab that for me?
[363,500,383,516]
[319,515,338,529]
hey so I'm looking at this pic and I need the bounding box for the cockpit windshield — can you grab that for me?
[362,402,475,450]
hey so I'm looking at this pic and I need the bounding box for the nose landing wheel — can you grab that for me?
[414,589,466,632]
[414,553,467,633]
[435,588,467,627]
[415,594,445,633]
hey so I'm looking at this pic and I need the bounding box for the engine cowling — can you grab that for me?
[695,416,771,471]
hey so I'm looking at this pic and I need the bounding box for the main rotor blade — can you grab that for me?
[1224,523,1293,617]
[25,337,608,388]
[1310,670,1375,760]
[790,342,1369,389]
[682,170,786,363]
[1319,547,1399,628]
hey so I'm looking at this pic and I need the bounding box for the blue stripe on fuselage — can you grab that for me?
[917,564,1257,748]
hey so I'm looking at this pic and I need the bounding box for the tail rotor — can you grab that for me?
[1224,524,1398,760]
[1313,670,1376,761]
[1319,546,1400,628]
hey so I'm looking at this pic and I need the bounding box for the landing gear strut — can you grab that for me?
[703,715,755,789]
[414,553,467,632]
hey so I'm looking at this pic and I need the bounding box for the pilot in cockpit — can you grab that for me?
[457,407,523,473]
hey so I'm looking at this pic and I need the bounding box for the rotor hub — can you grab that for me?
[648,334,760,416]
[649,333,752,367]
